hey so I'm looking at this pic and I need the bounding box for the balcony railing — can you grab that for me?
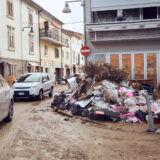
[89,28,160,42]
[40,29,60,42]
[62,37,69,48]
[87,19,160,32]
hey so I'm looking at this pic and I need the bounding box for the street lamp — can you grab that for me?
[22,27,34,34]
[62,0,84,13]
[62,0,87,66]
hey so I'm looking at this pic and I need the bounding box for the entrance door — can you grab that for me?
[55,68,61,80]
[147,53,157,87]
[66,69,70,77]
[135,54,144,79]
[122,54,132,78]
[110,54,119,69]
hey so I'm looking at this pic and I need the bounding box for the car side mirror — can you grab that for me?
[13,80,17,84]
[43,79,47,83]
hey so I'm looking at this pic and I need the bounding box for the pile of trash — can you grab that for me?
[51,63,160,123]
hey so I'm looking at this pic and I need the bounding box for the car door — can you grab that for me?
[42,74,51,93]
[45,74,51,91]
[42,74,48,93]
[0,76,10,121]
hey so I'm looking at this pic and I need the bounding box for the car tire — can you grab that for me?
[4,100,14,122]
[49,87,53,97]
[38,90,43,100]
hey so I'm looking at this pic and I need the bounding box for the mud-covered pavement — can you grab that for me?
[0,85,160,160]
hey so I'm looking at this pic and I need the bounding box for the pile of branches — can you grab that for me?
[82,63,129,83]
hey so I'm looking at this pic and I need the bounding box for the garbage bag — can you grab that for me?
[103,88,119,103]
[89,107,119,121]
[135,110,147,122]
[71,104,83,115]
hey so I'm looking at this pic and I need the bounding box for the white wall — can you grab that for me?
[62,33,71,67]
[21,1,40,63]
[0,0,40,63]
[71,36,85,73]
[0,0,21,60]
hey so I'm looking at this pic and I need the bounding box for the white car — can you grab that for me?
[0,75,14,122]
[12,73,53,100]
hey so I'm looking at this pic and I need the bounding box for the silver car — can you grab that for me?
[0,75,14,122]
[12,73,53,100]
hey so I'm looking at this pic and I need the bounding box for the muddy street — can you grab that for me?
[0,85,160,160]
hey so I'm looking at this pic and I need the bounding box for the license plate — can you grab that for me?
[95,111,104,115]
[18,92,24,95]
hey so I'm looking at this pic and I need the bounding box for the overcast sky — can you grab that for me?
[33,0,84,33]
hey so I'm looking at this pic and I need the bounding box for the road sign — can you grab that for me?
[81,46,90,56]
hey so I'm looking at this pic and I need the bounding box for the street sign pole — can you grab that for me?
[144,93,155,132]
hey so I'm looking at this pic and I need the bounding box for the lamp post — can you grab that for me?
[62,0,87,66]
[63,0,84,13]
[21,27,34,74]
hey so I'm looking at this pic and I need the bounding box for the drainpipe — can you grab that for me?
[20,0,24,74]
[60,28,63,79]
[38,11,42,72]
[70,36,73,76]
[83,0,87,65]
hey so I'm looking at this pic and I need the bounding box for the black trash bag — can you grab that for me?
[81,109,89,117]
[157,112,160,119]
[71,104,83,115]
[140,83,154,94]
[53,92,67,112]
[135,110,147,122]
[53,93,66,106]
[89,107,119,121]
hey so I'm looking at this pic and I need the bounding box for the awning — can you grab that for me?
[27,62,39,67]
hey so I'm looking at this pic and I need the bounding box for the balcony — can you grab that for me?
[40,29,63,46]
[62,37,69,48]
[87,20,160,42]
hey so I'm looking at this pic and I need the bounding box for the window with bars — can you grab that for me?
[7,26,15,50]
[7,0,13,18]
[28,9,33,26]
[55,48,59,58]
[29,34,34,54]
[44,45,48,56]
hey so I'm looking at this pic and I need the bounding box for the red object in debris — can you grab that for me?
[95,111,105,115]
[81,46,90,56]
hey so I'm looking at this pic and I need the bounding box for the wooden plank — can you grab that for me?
[110,54,119,68]
[147,53,157,87]
[135,53,144,79]
[122,54,131,78]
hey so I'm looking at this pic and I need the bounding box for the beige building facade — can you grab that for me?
[39,11,65,82]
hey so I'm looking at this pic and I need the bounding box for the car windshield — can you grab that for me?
[17,74,41,83]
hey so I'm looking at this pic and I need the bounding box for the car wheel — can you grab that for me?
[4,100,14,122]
[49,87,53,97]
[38,90,43,100]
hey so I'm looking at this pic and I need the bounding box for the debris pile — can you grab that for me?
[51,63,160,124]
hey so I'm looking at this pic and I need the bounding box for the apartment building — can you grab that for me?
[39,10,66,82]
[62,29,72,78]
[0,0,41,79]
[64,30,85,75]
[84,0,160,87]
